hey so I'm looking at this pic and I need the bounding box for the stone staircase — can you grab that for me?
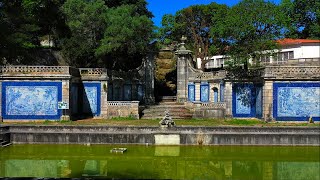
[0,126,11,147]
[141,102,193,120]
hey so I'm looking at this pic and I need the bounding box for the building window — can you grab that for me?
[216,58,225,67]
[259,55,271,64]
[275,51,294,63]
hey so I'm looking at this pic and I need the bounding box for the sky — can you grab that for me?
[147,0,281,27]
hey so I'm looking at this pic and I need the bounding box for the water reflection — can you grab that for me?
[0,145,319,179]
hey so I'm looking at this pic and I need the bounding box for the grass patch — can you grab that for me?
[111,115,137,120]
[2,118,319,127]
[226,119,263,126]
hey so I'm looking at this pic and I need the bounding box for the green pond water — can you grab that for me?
[0,144,319,179]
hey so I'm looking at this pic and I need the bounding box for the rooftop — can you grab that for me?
[277,38,320,45]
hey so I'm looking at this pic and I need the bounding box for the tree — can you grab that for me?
[213,0,285,69]
[0,0,67,65]
[96,4,154,70]
[158,3,228,70]
[62,0,107,67]
[280,0,320,39]
[62,0,154,69]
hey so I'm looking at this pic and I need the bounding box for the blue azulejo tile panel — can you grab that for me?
[82,83,101,116]
[188,84,195,102]
[273,83,320,121]
[200,83,209,102]
[1,81,62,120]
[232,83,259,117]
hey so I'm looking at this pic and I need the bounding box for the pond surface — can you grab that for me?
[0,144,319,179]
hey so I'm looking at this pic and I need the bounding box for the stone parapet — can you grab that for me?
[7,125,320,145]
[0,66,71,79]
[264,66,320,79]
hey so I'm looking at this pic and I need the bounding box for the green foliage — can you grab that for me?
[62,0,107,67]
[213,0,284,68]
[61,0,154,69]
[158,3,228,70]
[0,0,66,65]
[280,0,320,39]
[96,4,154,69]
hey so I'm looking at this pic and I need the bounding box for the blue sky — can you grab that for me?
[147,0,281,27]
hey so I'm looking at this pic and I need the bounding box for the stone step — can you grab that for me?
[141,104,193,120]
[0,140,12,147]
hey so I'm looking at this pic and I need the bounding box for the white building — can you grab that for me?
[197,39,320,69]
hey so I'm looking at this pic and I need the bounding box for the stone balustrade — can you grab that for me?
[200,102,226,109]
[189,70,226,81]
[264,66,320,79]
[79,68,106,76]
[186,102,226,109]
[0,66,70,75]
[107,101,139,107]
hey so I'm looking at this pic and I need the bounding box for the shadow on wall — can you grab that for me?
[71,83,95,120]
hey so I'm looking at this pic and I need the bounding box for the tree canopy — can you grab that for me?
[0,0,154,70]
[158,0,320,70]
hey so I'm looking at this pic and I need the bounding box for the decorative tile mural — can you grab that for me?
[188,84,195,101]
[235,85,251,115]
[82,83,101,116]
[200,84,209,102]
[232,83,262,117]
[1,82,62,119]
[273,83,320,121]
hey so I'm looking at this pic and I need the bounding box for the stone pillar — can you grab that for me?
[263,81,273,121]
[144,52,155,104]
[224,81,233,117]
[176,36,192,103]
[195,82,200,101]
[0,82,2,121]
[100,81,108,118]
[61,80,71,120]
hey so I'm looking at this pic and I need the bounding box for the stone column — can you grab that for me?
[61,80,71,120]
[0,82,2,121]
[100,81,108,118]
[263,81,273,121]
[176,36,192,103]
[224,81,233,117]
[144,52,155,104]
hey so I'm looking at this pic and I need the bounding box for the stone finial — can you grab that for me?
[175,36,192,55]
[179,36,187,51]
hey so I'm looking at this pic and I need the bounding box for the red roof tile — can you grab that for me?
[277,38,320,45]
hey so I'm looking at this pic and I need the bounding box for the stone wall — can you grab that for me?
[8,125,320,145]
[107,101,139,119]
[176,45,320,121]
[0,65,149,121]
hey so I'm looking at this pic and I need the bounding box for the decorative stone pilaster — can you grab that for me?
[144,52,156,104]
[100,81,108,118]
[263,81,273,121]
[175,36,192,103]
[224,82,233,117]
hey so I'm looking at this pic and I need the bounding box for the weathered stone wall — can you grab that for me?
[8,125,320,145]
[107,101,139,119]
[0,66,72,120]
